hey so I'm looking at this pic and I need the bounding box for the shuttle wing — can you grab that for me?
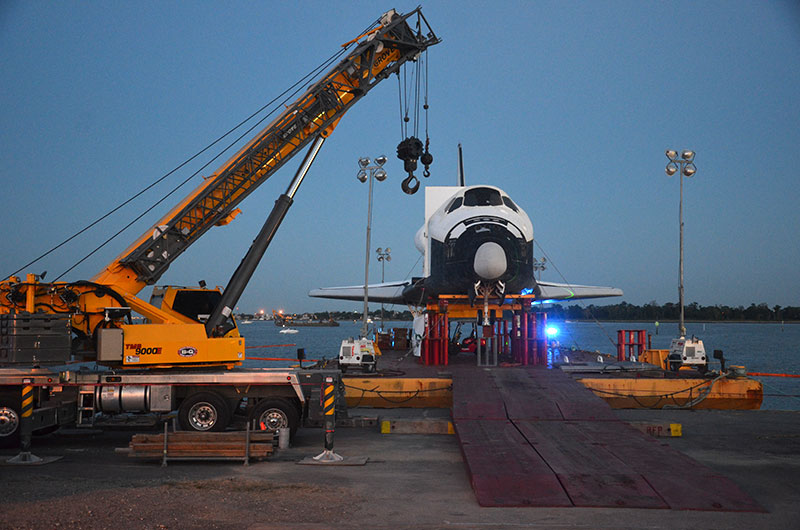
[535,281,623,302]
[309,280,411,304]
[310,278,622,305]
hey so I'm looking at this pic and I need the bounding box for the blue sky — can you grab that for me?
[1,1,799,314]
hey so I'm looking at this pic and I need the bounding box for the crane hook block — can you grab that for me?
[397,136,423,169]
[397,136,424,191]
[402,174,420,195]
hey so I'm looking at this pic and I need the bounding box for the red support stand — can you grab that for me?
[421,301,450,366]
[617,329,647,361]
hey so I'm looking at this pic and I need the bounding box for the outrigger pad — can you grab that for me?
[297,453,368,466]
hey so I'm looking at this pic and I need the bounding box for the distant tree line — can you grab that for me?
[237,309,416,321]
[239,303,799,323]
[545,301,800,322]
[313,309,416,321]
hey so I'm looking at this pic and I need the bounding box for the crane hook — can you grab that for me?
[401,174,420,195]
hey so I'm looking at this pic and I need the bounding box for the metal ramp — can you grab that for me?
[451,366,764,511]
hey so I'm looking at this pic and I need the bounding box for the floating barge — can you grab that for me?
[341,303,763,411]
[342,348,763,410]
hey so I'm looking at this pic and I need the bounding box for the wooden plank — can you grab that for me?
[451,369,506,420]
[131,432,274,443]
[520,368,618,421]
[490,369,563,420]
[451,365,764,512]
[513,420,667,508]
[126,430,275,462]
[129,442,273,452]
[129,447,272,455]
[454,419,572,507]
[128,450,271,459]
[555,473,667,509]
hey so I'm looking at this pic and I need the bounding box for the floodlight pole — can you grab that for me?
[357,156,388,338]
[665,150,697,338]
[376,247,391,330]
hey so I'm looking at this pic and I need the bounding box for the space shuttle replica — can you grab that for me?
[310,183,622,308]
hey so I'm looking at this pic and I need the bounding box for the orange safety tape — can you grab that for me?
[247,356,324,362]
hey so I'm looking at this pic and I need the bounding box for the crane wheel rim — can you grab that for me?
[187,402,218,431]
[256,408,288,431]
[0,407,20,437]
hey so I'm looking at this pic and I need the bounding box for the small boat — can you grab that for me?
[240,320,253,324]
[279,327,299,334]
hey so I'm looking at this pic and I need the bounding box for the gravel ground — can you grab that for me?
[4,477,357,529]
[2,428,363,530]
[3,409,800,529]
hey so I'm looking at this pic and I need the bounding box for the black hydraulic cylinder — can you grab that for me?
[205,194,293,336]
[205,136,325,336]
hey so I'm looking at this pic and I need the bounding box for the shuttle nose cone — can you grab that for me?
[473,242,507,281]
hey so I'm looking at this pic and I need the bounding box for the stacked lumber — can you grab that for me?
[121,431,275,462]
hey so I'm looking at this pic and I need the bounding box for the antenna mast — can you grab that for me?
[457,143,465,186]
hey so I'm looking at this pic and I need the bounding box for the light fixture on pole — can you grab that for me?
[376,247,391,330]
[665,149,697,338]
[533,256,547,281]
[357,155,388,338]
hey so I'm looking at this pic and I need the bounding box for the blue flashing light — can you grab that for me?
[531,299,556,305]
[545,326,559,338]
[520,287,534,296]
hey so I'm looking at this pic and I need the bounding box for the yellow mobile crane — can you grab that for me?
[0,8,439,369]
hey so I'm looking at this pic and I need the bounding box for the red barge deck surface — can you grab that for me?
[451,365,765,511]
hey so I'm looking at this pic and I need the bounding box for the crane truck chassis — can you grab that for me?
[0,360,341,449]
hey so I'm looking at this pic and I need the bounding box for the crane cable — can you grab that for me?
[10,44,367,283]
[5,14,387,283]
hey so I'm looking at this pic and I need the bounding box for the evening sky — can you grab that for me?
[1,1,798,313]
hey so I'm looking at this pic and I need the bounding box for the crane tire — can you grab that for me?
[249,397,300,438]
[178,392,231,432]
[0,390,22,449]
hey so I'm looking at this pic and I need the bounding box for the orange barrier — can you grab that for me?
[747,372,800,378]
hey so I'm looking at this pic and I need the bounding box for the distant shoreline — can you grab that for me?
[562,320,799,324]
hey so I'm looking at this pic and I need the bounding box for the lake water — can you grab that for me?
[239,319,800,411]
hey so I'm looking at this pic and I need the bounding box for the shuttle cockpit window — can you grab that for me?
[502,196,519,212]
[464,187,502,207]
[447,197,463,213]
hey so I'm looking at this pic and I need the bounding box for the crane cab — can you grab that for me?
[150,286,239,334]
